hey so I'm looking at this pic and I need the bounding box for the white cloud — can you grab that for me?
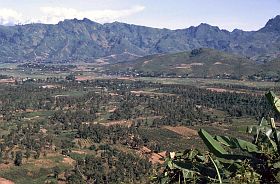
[0,6,145,26]
[39,5,145,24]
[0,8,23,25]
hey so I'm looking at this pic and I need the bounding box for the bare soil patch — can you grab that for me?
[130,90,175,96]
[0,178,14,184]
[0,163,12,170]
[75,76,94,81]
[175,63,204,69]
[72,150,87,154]
[116,77,135,81]
[143,60,151,64]
[135,116,162,120]
[0,79,15,84]
[163,126,198,138]
[175,64,191,69]
[138,147,166,164]
[149,153,164,164]
[33,159,53,168]
[108,107,116,113]
[109,93,119,96]
[101,120,132,127]
[206,88,246,94]
[206,88,228,93]
[62,157,75,166]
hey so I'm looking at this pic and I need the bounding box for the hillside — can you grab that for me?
[106,48,261,78]
[1,16,280,63]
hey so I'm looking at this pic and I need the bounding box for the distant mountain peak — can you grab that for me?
[261,15,280,32]
[198,23,212,27]
[58,18,100,26]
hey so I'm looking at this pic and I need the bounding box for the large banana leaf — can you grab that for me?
[199,129,255,161]
[266,91,280,114]
[215,135,260,153]
[198,129,228,157]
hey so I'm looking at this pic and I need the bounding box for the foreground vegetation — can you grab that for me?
[0,76,278,183]
[156,91,280,183]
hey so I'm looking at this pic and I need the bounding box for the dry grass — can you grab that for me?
[206,87,247,94]
[163,126,198,138]
[72,150,87,155]
[33,159,53,168]
[101,120,132,127]
[130,90,175,96]
[206,88,228,93]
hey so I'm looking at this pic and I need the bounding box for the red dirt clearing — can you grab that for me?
[139,147,166,164]
[149,152,166,164]
[163,126,198,138]
[0,178,14,184]
[0,163,12,170]
[62,157,75,166]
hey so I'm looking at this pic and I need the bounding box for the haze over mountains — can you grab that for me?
[1,15,280,63]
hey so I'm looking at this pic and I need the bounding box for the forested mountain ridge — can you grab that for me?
[1,15,280,63]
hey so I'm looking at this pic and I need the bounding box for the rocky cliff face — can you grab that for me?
[0,16,280,63]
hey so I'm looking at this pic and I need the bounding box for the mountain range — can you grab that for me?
[1,15,280,63]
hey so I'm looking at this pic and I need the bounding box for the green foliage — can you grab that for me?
[14,151,23,166]
[266,91,280,114]
[155,91,280,183]
[65,74,76,81]
[67,146,152,183]
[198,129,228,157]
[109,48,258,78]
[52,166,61,178]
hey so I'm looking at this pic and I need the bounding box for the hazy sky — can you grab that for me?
[0,0,280,31]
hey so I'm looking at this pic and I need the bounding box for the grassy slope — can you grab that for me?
[0,154,72,184]
[107,48,262,77]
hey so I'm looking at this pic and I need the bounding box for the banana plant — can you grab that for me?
[155,91,280,183]
[156,129,262,184]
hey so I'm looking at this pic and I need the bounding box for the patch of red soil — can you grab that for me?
[163,126,198,138]
[62,157,75,166]
[139,147,166,165]
[149,151,166,164]
[0,177,14,184]
[0,163,12,170]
